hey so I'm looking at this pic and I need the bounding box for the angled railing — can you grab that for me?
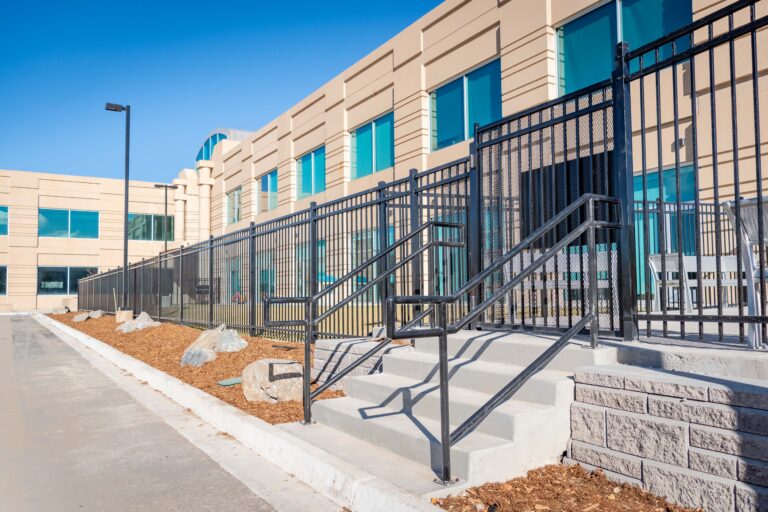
[385,193,621,483]
[264,220,465,424]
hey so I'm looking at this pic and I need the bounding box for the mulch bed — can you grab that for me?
[50,312,343,424]
[434,464,700,512]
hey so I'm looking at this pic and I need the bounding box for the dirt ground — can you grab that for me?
[50,312,343,424]
[434,464,700,512]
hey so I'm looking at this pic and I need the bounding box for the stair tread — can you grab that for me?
[314,396,514,453]
[385,349,574,379]
[345,372,553,414]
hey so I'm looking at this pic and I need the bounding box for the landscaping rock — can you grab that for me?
[73,312,90,323]
[180,324,248,368]
[116,311,160,334]
[89,310,104,319]
[243,359,303,403]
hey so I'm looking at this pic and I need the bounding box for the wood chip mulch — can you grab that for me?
[51,312,344,424]
[433,464,701,512]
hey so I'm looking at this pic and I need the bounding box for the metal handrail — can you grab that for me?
[384,193,621,483]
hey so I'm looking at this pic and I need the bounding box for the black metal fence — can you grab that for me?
[79,0,768,349]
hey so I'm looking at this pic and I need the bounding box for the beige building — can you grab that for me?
[2,0,764,312]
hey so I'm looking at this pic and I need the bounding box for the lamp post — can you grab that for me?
[105,102,130,311]
[154,184,178,253]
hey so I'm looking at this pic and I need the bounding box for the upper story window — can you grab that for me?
[297,146,326,199]
[38,266,96,295]
[226,186,242,225]
[39,208,99,239]
[557,0,691,95]
[351,112,394,179]
[258,170,278,213]
[128,214,174,241]
[0,206,7,236]
[196,132,227,161]
[430,59,502,151]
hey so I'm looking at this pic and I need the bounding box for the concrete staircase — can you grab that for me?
[310,329,617,487]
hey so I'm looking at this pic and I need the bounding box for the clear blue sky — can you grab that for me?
[0,1,441,183]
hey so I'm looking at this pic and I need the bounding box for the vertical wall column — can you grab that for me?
[173,182,186,243]
[196,161,214,240]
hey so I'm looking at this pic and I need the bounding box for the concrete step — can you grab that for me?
[413,330,616,371]
[382,350,574,405]
[343,372,554,439]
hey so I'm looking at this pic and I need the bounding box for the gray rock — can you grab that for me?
[179,324,248,368]
[649,395,739,429]
[606,410,687,466]
[116,312,160,334]
[243,359,303,404]
[643,461,734,512]
[576,384,647,413]
[571,403,606,446]
[89,310,104,319]
[73,312,90,323]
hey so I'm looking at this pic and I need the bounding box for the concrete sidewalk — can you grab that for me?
[0,315,337,512]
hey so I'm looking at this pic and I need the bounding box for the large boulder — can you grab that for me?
[89,310,104,319]
[116,312,160,334]
[73,312,90,323]
[242,359,303,403]
[180,324,248,367]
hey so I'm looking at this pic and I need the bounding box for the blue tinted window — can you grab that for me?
[38,267,68,295]
[467,60,502,132]
[298,153,313,199]
[374,112,395,171]
[623,0,691,67]
[297,147,326,198]
[0,206,7,236]
[153,215,174,241]
[70,210,99,239]
[260,170,278,212]
[431,77,465,150]
[39,209,70,237]
[352,122,374,179]
[558,2,617,95]
[0,266,6,295]
[196,132,227,161]
[314,147,326,194]
[128,213,152,240]
[68,267,97,294]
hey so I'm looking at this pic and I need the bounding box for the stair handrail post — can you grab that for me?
[157,255,162,320]
[587,197,599,349]
[303,201,319,425]
[377,182,390,326]
[436,301,452,484]
[468,123,483,328]
[249,221,257,336]
[408,168,422,323]
[612,41,639,340]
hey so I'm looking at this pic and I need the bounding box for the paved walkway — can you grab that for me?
[0,315,336,512]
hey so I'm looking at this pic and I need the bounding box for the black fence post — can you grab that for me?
[409,169,422,319]
[377,182,390,327]
[468,124,483,327]
[304,202,319,424]
[612,41,639,341]
[157,257,161,320]
[249,221,256,336]
[179,246,184,324]
[208,235,214,328]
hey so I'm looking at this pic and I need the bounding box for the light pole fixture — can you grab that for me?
[154,184,179,253]
[105,102,131,312]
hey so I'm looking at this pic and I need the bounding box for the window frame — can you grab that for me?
[297,146,326,199]
[38,208,100,239]
[430,58,501,151]
[226,186,243,225]
[351,111,395,180]
[127,213,174,241]
[37,266,97,296]
[258,169,279,214]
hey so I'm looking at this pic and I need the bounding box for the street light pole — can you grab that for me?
[105,102,131,311]
[154,184,178,253]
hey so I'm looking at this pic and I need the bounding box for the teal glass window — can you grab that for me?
[352,112,395,179]
[558,0,692,95]
[467,59,502,133]
[128,213,173,241]
[297,146,326,199]
[69,210,99,239]
[39,209,70,237]
[0,206,7,235]
[0,266,6,295]
[226,187,242,224]
[196,132,227,161]
[431,60,501,150]
[38,266,96,295]
[259,170,278,213]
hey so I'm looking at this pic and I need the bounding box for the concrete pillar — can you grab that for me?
[197,162,213,240]
[173,183,186,243]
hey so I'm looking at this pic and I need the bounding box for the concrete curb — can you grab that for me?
[35,313,439,512]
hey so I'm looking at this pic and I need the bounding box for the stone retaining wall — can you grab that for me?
[567,365,768,512]
[312,338,413,390]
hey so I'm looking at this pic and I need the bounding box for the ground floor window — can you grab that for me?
[38,266,97,295]
[0,266,6,295]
